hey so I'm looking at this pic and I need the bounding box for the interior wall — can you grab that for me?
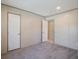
[1,4,44,54]
[47,9,78,50]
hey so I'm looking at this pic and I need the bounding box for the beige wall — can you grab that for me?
[47,9,78,49]
[1,4,44,54]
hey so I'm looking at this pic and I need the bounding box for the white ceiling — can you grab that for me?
[1,0,78,17]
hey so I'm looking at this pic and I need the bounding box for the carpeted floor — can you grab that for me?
[2,42,78,59]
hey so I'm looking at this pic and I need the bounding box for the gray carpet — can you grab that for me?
[2,42,78,59]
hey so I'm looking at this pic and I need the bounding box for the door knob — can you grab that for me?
[18,33,20,35]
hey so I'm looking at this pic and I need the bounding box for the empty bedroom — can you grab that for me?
[1,0,78,59]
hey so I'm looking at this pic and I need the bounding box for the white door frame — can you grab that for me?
[7,12,21,51]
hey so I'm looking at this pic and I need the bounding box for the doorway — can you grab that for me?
[48,20,54,43]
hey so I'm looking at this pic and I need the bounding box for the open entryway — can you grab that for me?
[48,20,54,43]
[42,20,54,43]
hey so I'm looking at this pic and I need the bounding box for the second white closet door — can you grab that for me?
[8,13,20,51]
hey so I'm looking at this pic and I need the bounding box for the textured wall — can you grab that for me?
[54,10,78,49]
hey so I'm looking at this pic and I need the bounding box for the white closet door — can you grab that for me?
[42,20,48,42]
[8,13,20,51]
